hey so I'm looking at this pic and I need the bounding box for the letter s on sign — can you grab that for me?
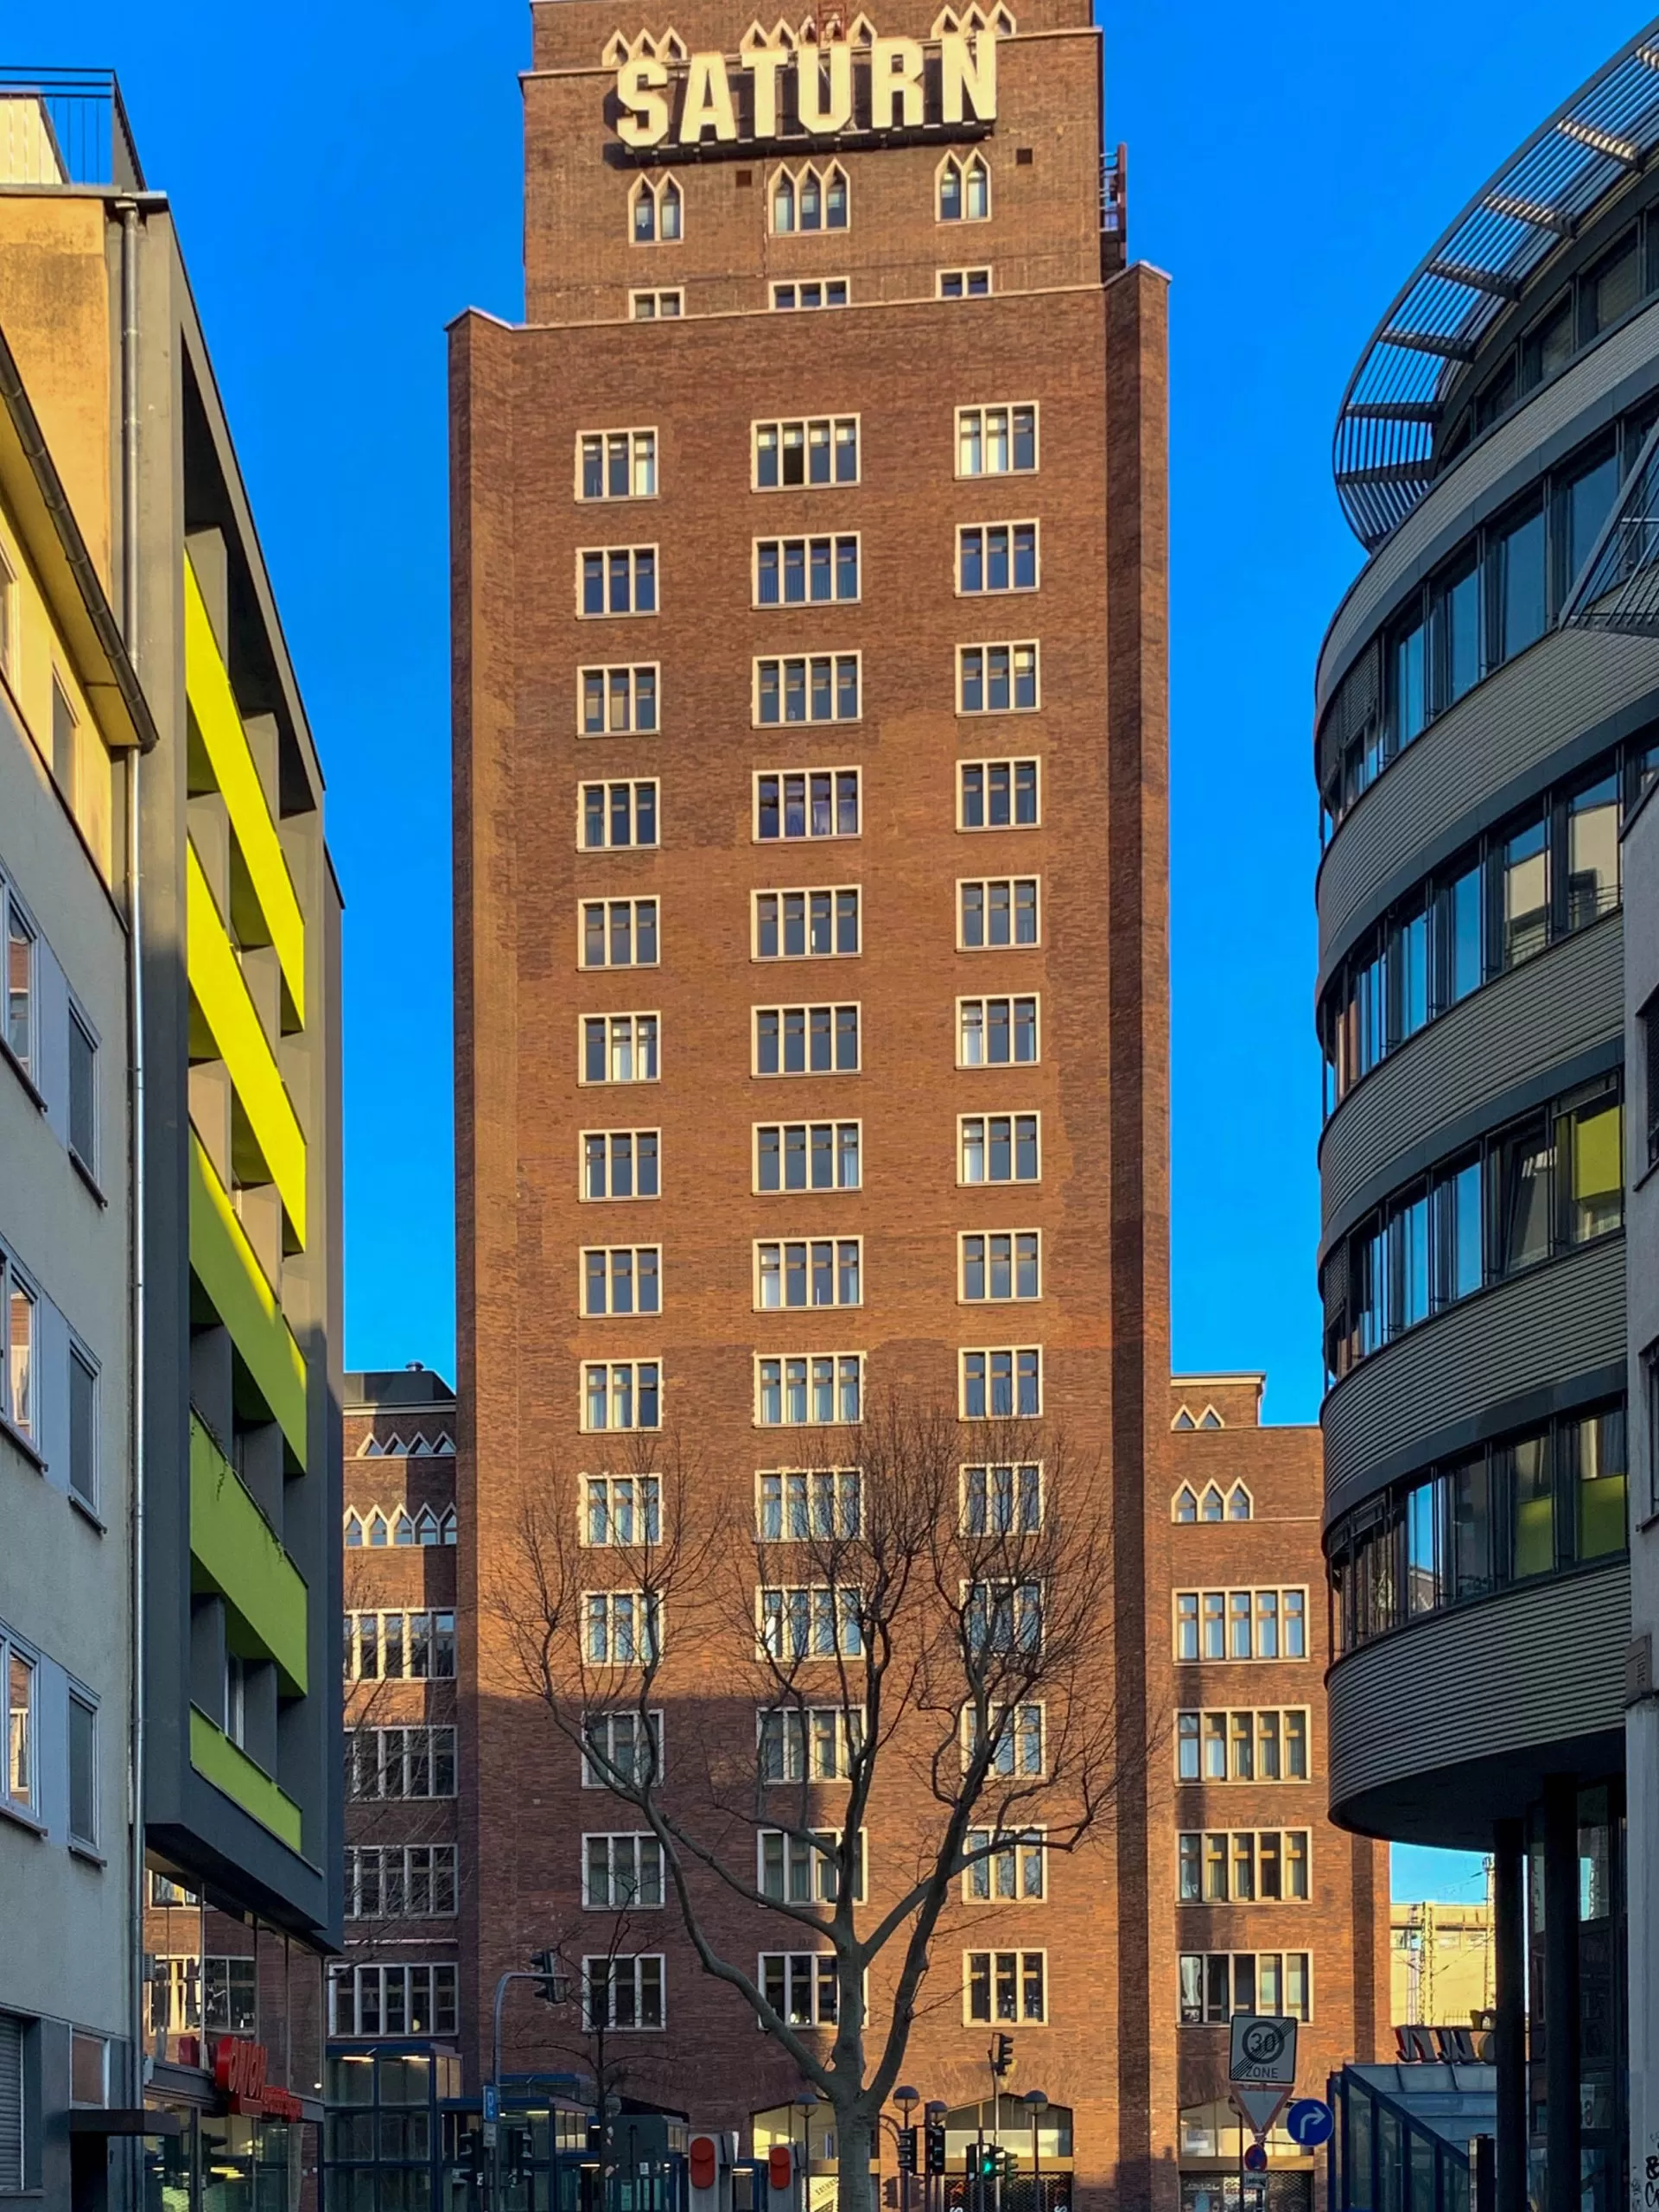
[616,56,670,147]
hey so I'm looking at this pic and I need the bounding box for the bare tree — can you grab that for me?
[493,1395,1127,2212]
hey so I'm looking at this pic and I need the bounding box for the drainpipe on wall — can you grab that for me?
[116,194,147,2158]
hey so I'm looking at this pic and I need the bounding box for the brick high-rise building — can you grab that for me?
[448,4,1382,2203]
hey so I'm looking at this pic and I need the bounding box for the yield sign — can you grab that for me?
[1232,2088,1289,2138]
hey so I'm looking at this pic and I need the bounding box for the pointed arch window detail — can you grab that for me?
[1173,1485,1198,1524]
[938,152,990,223]
[772,162,849,235]
[632,175,683,245]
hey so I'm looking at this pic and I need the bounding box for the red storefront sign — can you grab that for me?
[212,2038,303,2121]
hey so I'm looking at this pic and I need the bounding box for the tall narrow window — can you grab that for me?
[68,1693,97,1847]
[4,893,34,1077]
[68,1345,98,1510]
[52,678,78,803]
[68,1012,97,1178]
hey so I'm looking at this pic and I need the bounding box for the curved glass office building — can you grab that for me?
[1312,27,1659,2212]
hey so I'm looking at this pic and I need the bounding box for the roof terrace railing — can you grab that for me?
[0,68,144,191]
[1333,19,1659,552]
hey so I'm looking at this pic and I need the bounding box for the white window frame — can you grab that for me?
[753,534,861,608]
[756,1465,862,1541]
[581,1127,662,1201]
[963,1826,1046,1904]
[753,1237,863,1312]
[582,1954,666,2031]
[963,1948,1046,2024]
[583,1589,664,1666]
[344,1843,459,1919]
[757,1826,866,1904]
[1,1244,38,1446]
[757,1704,864,1783]
[580,1012,661,1088]
[958,755,1042,831]
[343,1611,458,1682]
[346,1725,458,1802]
[1177,1952,1313,2026]
[959,1459,1044,1535]
[769,160,851,236]
[629,174,683,246]
[1172,1588,1310,1663]
[581,1708,664,1789]
[580,779,660,853]
[938,267,993,298]
[1,1625,37,1820]
[752,652,863,728]
[1177,1708,1313,1785]
[752,887,861,962]
[582,1831,666,1910]
[937,149,992,223]
[957,875,1041,950]
[962,1699,1046,1777]
[581,1360,664,1434]
[751,416,861,493]
[956,994,1041,1068]
[582,1245,664,1319]
[770,278,851,310]
[579,662,660,736]
[753,766,863,842]
[330,1964,460,2039]
[752,1002,861,1077]
[756,1584,864,1660]
[577,427,659,503]
[578,898,659,972]
[753,1120,862,1195]
[957,1230,1042,1305]
[629,288,685,321]
[957,519,1040,595]
[582,1472,663,1548]
[760,1952,839,2027]
[956,403,1039,479]
[577,545,659,620]
[1177,1828,1313,1904]
[2,880,36,1083]
[753,1351,865,1428]
[957,641,1040,715]
[958,1346,1044,1420]
[957,1111,1042,1186]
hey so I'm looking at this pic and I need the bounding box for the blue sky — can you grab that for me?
[10,0,1643,1904]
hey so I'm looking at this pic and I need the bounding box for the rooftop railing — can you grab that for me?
[0,68,144,190]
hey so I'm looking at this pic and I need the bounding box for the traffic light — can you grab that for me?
[925,2126,946,2177]
[897,2130,918,2175]
[460,2129,488,2190]
[990,2034,1014,2078]
[504,2124,532,2184]
[530,1948,561,2003]
[971,2147,999,2182]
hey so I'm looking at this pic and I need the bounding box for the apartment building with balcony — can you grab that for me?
[0,67,343,2206]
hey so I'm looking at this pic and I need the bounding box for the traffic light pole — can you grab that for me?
[489,1963,567,2209]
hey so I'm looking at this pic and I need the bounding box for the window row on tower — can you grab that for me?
[580,761,1040,849]
[574,1231,1044,1316]
[569,645,1042,733]
[575,995,1040,1082]
[581,1113,1040,1199]
[577,524,1038,615]
[572,883,1039,967]
[575,1347,1045,1432]
[626,152,994,246]
[575,407,1037,500]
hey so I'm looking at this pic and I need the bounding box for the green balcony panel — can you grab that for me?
[188,1134,308,1464]
[190,1418,308,1694]
[189,1708,303,1853]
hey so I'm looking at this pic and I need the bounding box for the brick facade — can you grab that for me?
[448,3,1382,2202]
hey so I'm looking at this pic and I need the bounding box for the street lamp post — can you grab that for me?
[895,2087,920,2212]
[925,2101,949,2212]
[490,1960,571,2210]
[1021,2093,1047,2212]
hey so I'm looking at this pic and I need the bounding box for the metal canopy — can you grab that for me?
[1333,19,1659,551]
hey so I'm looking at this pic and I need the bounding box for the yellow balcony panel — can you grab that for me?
[189,1708,303,1853]
[184,556,305,1026]
[190,1417,308,1695]
[188,1134,308,1465]
[188,841,307,1249]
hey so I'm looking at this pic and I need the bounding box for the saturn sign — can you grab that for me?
[613,30,998,151]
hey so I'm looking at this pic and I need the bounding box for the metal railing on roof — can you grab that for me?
[1333,19,1659,552]
[0,67,143,191]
